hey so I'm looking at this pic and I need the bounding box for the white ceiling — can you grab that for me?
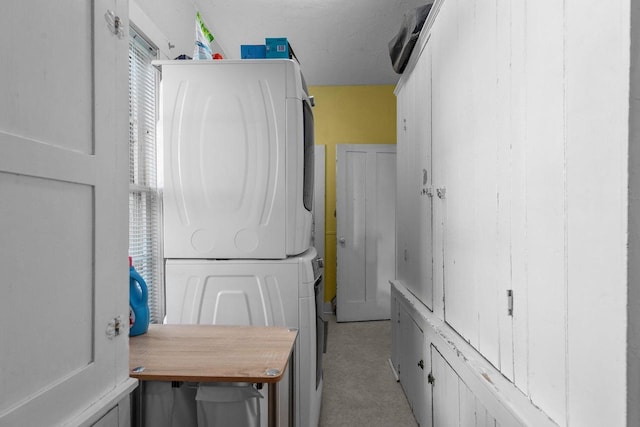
[197,0,428,86]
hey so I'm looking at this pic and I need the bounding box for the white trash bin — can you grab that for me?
[195,383,262,427]
[143,381,198,427]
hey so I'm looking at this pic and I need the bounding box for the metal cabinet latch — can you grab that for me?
[436,187,446,199]
[417,360,424,370]
[106,316,123,339]
[427,372,435,385]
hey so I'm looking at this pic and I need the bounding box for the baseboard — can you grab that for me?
[388,358,400,382]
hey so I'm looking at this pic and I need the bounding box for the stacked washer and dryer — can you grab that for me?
[156,59,324,427]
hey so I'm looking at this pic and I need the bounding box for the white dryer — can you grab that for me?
[156,59,315,260]
[165,247,324,427]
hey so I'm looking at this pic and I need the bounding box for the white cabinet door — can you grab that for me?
[395,45,434,311]
[400,308,429,427]
[431,346,499,427]
[391,295,401,376]
[413,45,434,312]
[429,0,510,373]
[395,71,413,296]
[0,0,132,425]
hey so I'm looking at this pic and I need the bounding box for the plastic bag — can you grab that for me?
[194,12,214,60]
[388,3,434,74]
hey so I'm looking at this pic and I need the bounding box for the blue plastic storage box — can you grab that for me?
[241,45,266,59]
[265,38,289,58]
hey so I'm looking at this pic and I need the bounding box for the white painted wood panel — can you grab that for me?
[409,316,428,427]
[336,145,396,321]
[369,151,397,315]
[433,344,500,427]
[91,406,119,427]
[507,0,530,396]
[396,0,635,424]
[430,0,504,370]
[399,304,429,427]
[494,0,514,383]
[429,7,446,320]
[413,46,434,310]
[437,0,481,351]
[0,0,135,424]
[396,70,426,306]
[459,380,476,427]
[337,149,367,310]
[431,346,459,427]
[396,71,412,294]
[469,0,501,371]
[391,295,401,376]
[565,0,630,425]
[523,1,568,422]
[393,281,554,427]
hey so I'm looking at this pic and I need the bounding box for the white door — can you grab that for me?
[336,144,396,322]
[0,1,135,425]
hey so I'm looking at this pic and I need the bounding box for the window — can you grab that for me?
[128,26,162,323]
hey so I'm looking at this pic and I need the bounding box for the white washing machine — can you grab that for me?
[165,247,324,427]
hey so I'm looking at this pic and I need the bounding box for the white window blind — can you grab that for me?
[128,27,162,323]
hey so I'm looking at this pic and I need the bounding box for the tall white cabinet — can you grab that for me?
[0,1,137,425]
[392,0,638,426]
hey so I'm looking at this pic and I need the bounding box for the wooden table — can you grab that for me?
[130,324,298,427]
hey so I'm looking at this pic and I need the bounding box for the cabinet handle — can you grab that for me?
[338,237,346,246]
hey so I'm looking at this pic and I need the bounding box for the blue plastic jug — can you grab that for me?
[129,257,149,336]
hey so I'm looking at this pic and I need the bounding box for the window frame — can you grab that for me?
[128,24,163,323]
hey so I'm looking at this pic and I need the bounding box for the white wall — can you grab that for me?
[131,0,226,59]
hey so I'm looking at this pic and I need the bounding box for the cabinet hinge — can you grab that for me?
[105,10,125,39]
[106,316,123,339]
[427,371,435,385]
[420,187,434,198]
[507,290,514,316]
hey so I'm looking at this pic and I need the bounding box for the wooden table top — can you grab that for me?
[129,324,297,383]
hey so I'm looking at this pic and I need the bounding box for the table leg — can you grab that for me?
[289,348,295,427]
[268,382,279,427]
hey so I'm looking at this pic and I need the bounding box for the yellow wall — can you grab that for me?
[308,85,397,303]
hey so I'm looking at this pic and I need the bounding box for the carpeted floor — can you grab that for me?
[318,315,418,427]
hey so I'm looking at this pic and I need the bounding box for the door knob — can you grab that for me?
[338,237,346,246]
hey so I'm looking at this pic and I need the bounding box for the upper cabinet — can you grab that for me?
[395,42,434,311]
[395,0,633,425]
[0,0,136,425]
